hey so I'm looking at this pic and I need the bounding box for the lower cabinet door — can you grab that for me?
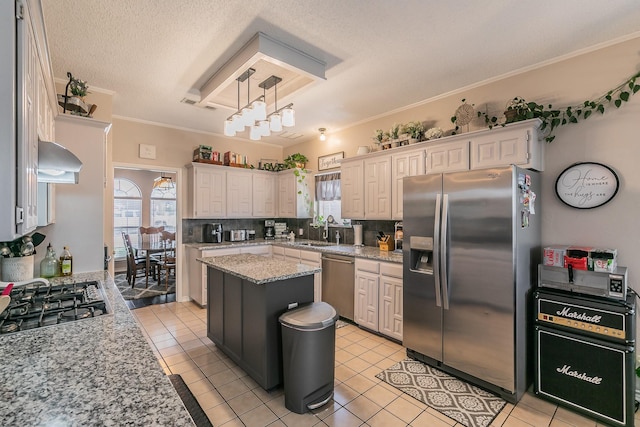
[355,271,379,331]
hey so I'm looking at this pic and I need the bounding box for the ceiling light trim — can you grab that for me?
[198,32,326,110]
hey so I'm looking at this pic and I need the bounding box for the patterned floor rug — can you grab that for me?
[113,272,175,300]
[376,359,506,427]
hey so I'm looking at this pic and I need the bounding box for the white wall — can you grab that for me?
[286,36,640,290]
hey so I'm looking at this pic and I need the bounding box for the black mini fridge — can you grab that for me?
[534,288,636,427]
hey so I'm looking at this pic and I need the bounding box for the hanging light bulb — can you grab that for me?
[270,113,282,132]
[224,119,236,137]
[252,97,267,122]
[258,120,271,136]
[249,125,262,140]
[319,127,326,141]
[282,105,295,127]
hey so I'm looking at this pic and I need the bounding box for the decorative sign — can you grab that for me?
[318,151,344,171]
[555,162,619,209]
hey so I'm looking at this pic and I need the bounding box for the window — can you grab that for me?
[150,186,176,232]
[113,178,142,259]
[315,172,350,226]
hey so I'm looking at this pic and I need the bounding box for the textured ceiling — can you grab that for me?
[41,0,640,147]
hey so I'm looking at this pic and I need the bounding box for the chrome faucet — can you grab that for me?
[322,222,329,241]
[335,230,340,245]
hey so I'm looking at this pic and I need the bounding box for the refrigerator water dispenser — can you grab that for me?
[409,236,433,274]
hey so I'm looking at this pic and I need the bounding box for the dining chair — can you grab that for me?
[122,231,157,288]
[157,239,176,291]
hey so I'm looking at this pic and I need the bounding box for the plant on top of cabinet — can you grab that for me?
[284,153,308,169]
[69,76,89,98]
[460,69,640,143]
[424,126,444,141]
[403,121,425,143]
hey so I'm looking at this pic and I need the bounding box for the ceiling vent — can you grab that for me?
[197,32,326,112]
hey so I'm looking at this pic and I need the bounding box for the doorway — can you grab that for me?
[111,163,184,302]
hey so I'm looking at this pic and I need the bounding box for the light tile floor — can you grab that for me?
[132,301,637,427]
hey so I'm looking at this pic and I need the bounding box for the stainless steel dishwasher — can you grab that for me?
[321,254,355,321]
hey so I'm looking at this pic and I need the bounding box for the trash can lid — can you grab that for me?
[279,302,338,330]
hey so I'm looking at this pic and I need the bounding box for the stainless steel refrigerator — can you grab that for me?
[403,165,540,403]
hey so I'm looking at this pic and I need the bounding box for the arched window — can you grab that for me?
[150,185,176,232]
[113,178,142,259]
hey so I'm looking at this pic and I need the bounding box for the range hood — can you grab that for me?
[38,140,82,184]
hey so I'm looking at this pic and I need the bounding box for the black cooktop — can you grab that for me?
[0,280,109,335]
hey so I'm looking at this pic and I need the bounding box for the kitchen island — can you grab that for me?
[198,253,320,390]
[0,271,194,426]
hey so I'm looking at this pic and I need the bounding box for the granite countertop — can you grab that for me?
[198,253,321,284]
[0,271,194,427]
[187,238,403,264]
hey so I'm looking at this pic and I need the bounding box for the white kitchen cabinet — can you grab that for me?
[187,246,240,306]
[392,147,425,219]
[272,245,285,260]
[277,168,312,218]
[186,163,226,218]
[240,245,272,257]
[354,258,403,341]
[364,156,392,220]
[425,139,469,174]
[355,259,379,331]
[299,249,322,302]
[226,168,253,218]
[252,171,277,217]
[340,159,365,220]
[378,262,403,341]
[470,119,543,171]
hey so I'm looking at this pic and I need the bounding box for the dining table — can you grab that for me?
[134,239,175,287]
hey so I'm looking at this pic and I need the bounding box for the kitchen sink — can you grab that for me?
[291,241,336,247]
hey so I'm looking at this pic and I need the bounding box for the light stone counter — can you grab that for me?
[198,253,321,284]
[0,271,194,427]
[187,238,403,264]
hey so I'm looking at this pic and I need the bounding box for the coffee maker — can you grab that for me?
[264,220,275,240]
[203,223,223,243]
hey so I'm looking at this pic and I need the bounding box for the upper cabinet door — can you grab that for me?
[252,172,277,218]
[470,119,543,171]
[392,148,425,220]
[364,156,392,220]
[340,159,365,220]
[226,169,253,218]
[188,163,226,218]
[425,140,469,174]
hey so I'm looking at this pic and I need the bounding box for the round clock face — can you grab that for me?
[555,162,619,209]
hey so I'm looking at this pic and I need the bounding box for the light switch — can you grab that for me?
[139,144,156,159]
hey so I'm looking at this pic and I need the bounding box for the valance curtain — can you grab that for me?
[315,172,341,201]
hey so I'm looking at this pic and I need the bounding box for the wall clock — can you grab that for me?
[555,162,619,209]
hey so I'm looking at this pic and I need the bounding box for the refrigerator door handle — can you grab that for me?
[441,194,450,310]
[433,193,442,307]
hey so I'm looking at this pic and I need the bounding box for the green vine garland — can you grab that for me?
[453,70,640,143]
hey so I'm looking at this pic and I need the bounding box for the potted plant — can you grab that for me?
[424,126,444,140]
[372,129,386,150]
[504,96,530,123]
[389,123,401,146]
[69,77,90,99]
[403,121,425,143]
[284,153,308,169]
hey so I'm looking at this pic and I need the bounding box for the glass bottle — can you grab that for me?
[40,243,59,278]
[60,246,73,276]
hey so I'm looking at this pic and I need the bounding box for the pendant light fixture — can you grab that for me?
[319,128,326,141]
[153,175,174,189]
[222,70,296,141]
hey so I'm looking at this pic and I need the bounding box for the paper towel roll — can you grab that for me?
[353,224,363,246]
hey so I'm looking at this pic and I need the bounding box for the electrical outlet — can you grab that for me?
[188,227,193,236]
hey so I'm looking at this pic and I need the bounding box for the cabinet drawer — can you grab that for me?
[284,248,301,260]
[202,248,240,257]
[380,262,403,279]
[300,249,321,263]
[272,246,285,256]
[356,258,379,274]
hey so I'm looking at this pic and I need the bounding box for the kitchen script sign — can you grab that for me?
[318,151,344,171]
[555,162,619,209]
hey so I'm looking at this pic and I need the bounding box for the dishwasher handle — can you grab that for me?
[321,256,354,264]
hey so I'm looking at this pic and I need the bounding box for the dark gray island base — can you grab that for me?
[198,254,319,390]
